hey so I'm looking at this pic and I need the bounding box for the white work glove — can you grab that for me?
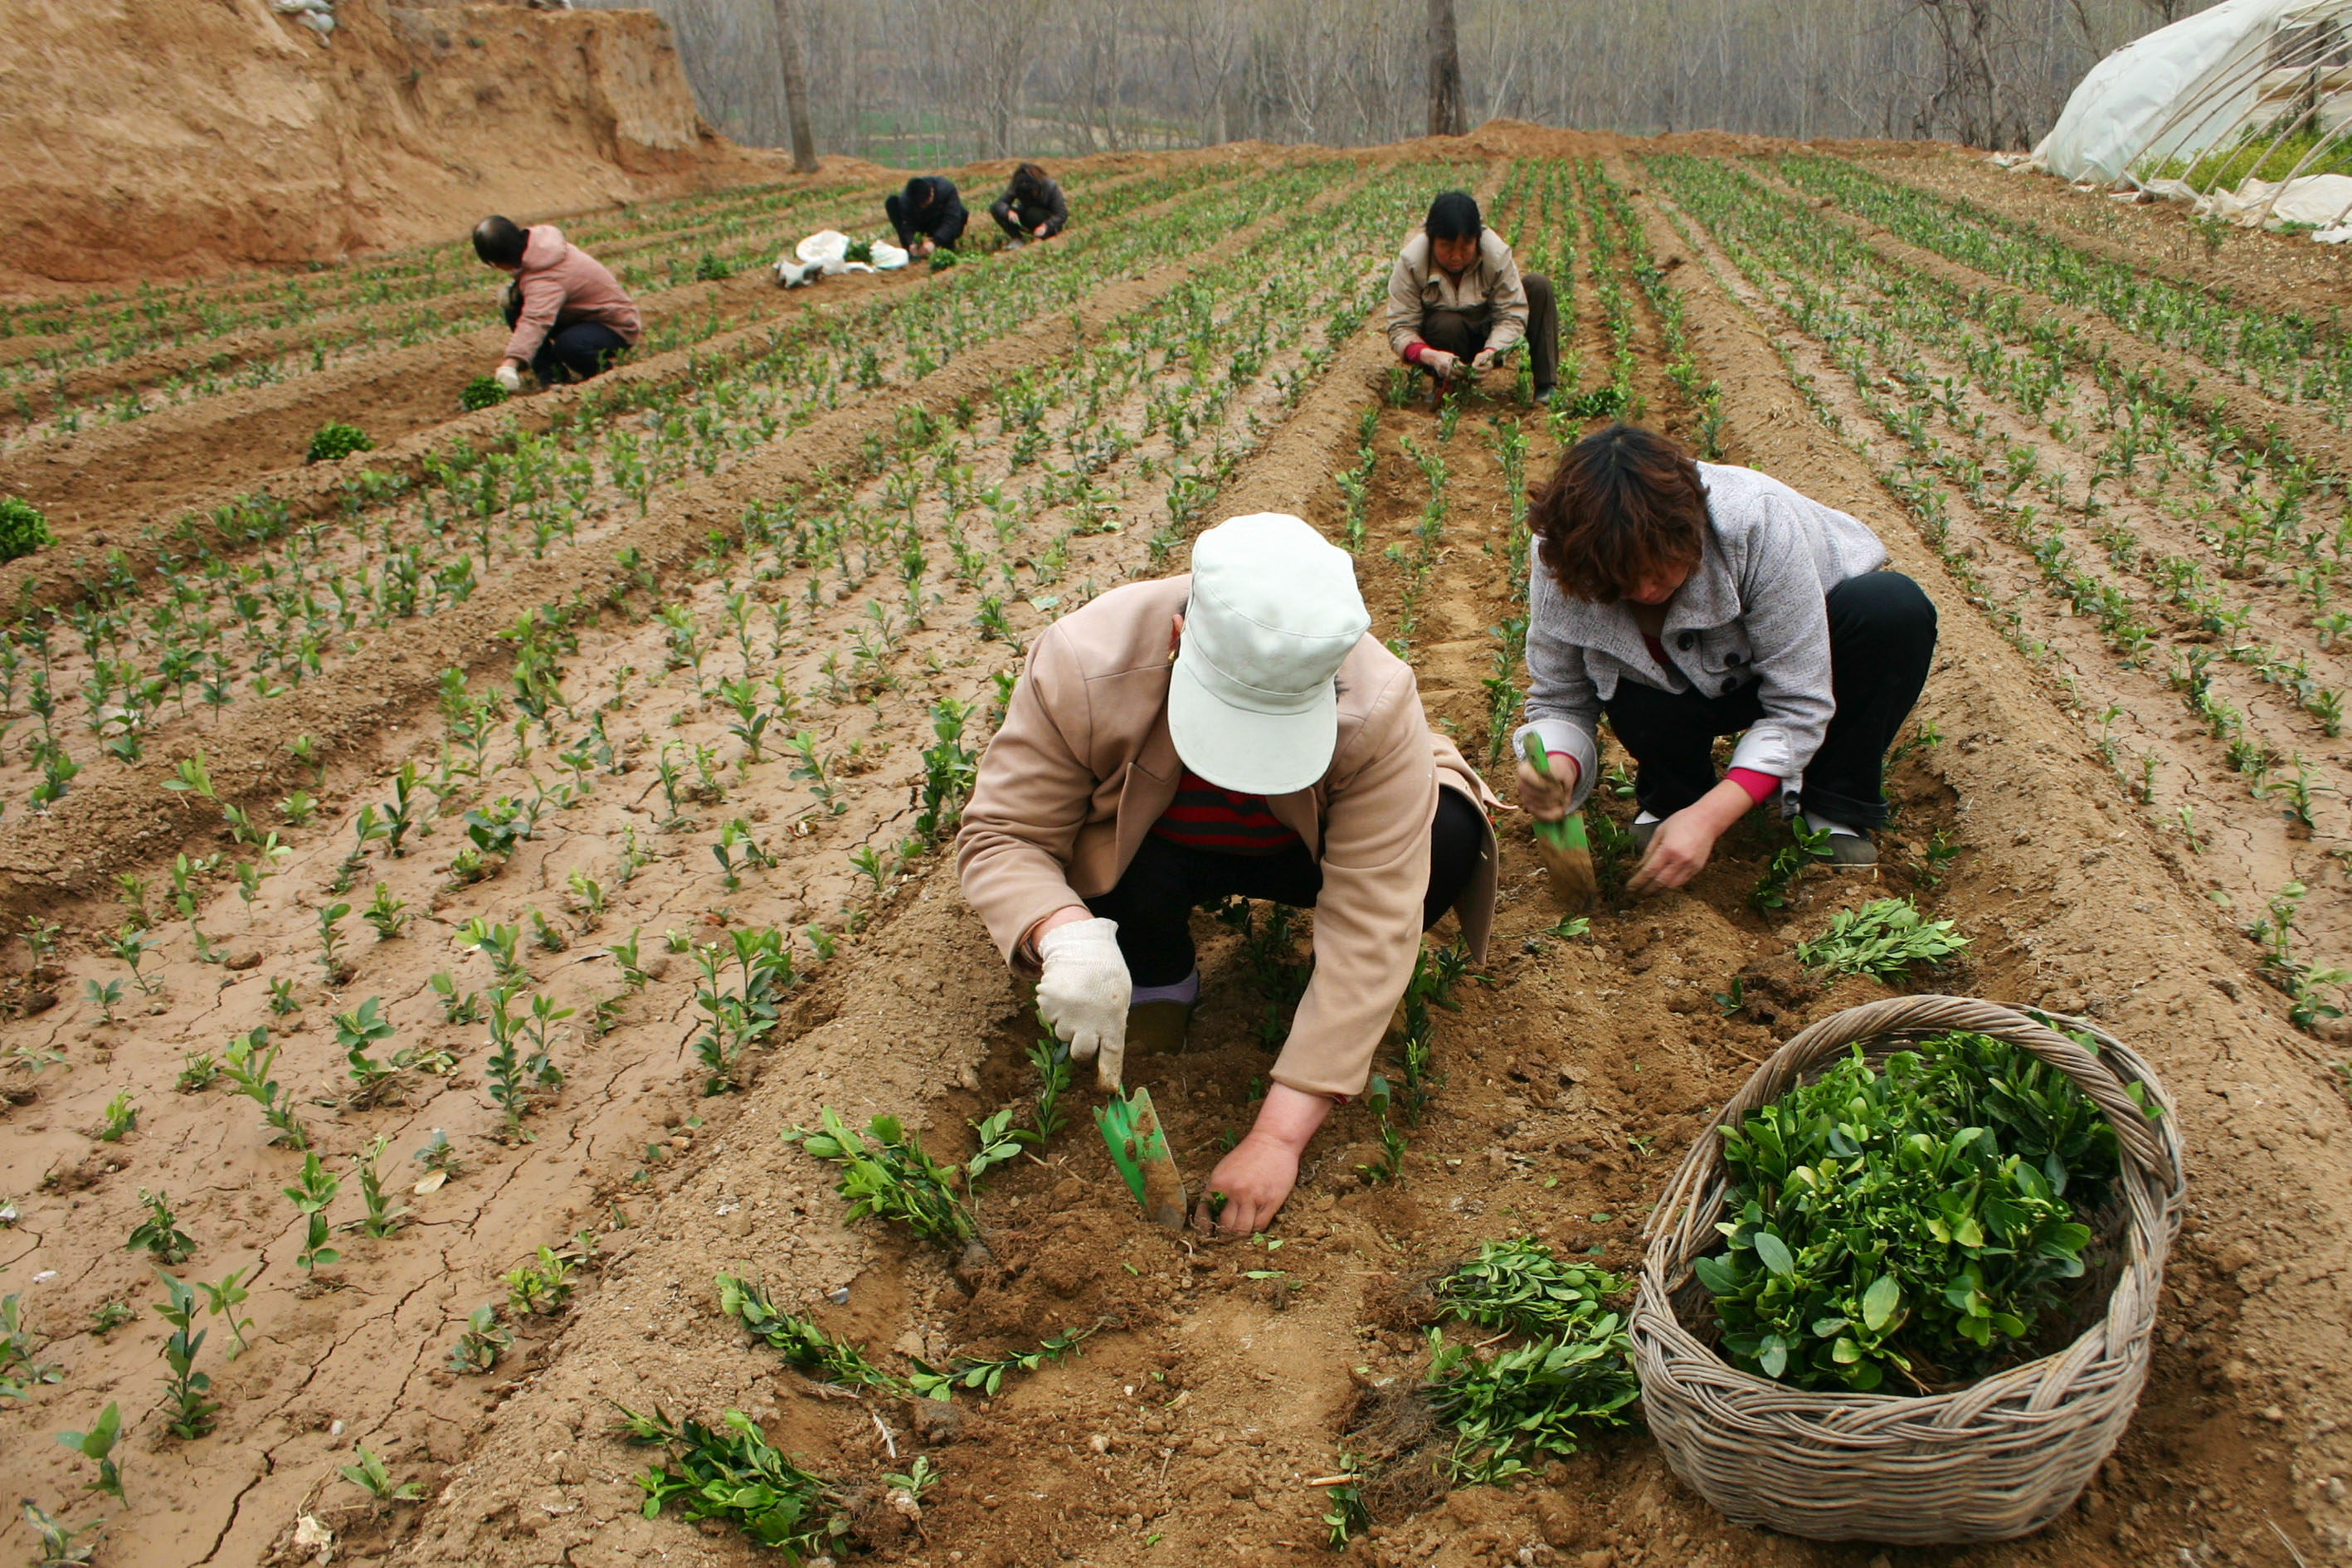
[1036,917,1131,1090]
[493,363,523,394]
[1418,348,1459,381]
[1471,348,1499,374]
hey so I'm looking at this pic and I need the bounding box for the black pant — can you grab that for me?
[500,294,630,384]
[1421,274,1560,393]
[886,194,967,250]
[990,198,1063,240]
[1086,789,1486,987]
[1600,572,1936,830]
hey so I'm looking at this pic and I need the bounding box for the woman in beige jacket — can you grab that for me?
[956,514,1495,1235]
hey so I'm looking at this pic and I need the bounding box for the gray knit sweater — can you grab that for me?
[1512,462,1888,811]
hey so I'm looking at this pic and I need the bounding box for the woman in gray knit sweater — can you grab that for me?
[1512,423,1936,890]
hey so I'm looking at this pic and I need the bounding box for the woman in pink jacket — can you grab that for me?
[472,215,644,390]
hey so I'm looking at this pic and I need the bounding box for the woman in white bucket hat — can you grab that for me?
[957,514,1497,1236]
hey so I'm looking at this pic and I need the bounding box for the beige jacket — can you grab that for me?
[1385,228,1530,358]
[956,577,1497,1099]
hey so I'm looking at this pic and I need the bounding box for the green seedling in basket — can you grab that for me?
[1094,1087,1186,1230]
[1521,734,1595,910]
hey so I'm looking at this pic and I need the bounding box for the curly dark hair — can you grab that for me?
[1528,422,1710,604]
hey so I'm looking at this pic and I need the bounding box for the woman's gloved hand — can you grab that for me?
[493,363,523,394]
[1036,917,1132,1089]
[1418,348,1460,381]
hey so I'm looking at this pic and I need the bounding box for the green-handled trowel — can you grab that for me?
[1522,733,1597,910]
[1095,1087,1188,1230]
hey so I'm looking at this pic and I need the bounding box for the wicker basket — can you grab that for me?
[1630,995,2185,1544]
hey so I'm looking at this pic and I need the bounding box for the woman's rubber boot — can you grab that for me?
[1126,1001,1194,1060]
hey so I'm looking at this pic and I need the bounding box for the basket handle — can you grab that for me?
[1712,994,2172,1181]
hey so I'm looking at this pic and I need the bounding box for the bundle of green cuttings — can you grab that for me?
[1794,897,1970,981]
[1697,1028,2145,1393]
[614,1404,847,1559]
[716,1273,1098,1402]
[780,1106,1020,1248]
[1424,1240,1640,1484]
[1327,1240,1637,1544]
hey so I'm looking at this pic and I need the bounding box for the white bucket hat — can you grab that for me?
[1166,513,1370,796]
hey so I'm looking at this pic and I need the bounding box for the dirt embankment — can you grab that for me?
[0,0,793,288]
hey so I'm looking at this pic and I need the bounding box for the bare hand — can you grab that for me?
[1624,806,1725,894]
[1471,348,1499,374]
[1033,223,1049,237]
[1195,1132,1299,1238]
[1513,751,1577,823]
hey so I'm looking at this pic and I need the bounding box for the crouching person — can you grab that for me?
[1387,190,1560,406]
[957,514,1496,1237]
[1513,423,1938,890]
[990,163,1068,246]
[887,175,968,258]
[472,216,642,391]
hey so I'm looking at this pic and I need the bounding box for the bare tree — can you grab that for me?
[588,0,2217,164]
[768,0,821,171]
[1427,0,1466,135]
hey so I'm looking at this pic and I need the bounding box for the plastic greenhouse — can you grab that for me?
[2030,0,2352,237]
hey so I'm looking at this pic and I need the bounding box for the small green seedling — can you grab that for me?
[127,1189,194,1264]
[363,883,408,939]
[339,1441,423,1504]
[2,1293,64,1401]
[350,1134,411,1238]
[282,1152,342,1273]
[223,1028,306,1149]
[81,977,124,1025]
[56,1401,124,1500]
[197,1268,253,1359]
[504,1246,575,1315]
[96,1091,138,1142]
[19,1500,98,1568]
[153,1272,219,1439]
[448,1303,512,1373]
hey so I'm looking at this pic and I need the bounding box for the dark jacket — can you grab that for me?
[889,177,967,246]
[992,177,1068,236]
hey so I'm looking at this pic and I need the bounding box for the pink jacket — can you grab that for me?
[956,577,1498,1100]
[501,226,642,364]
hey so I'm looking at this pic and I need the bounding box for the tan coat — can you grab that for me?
[1385,227,1529,359]
[956,577,1497,1099]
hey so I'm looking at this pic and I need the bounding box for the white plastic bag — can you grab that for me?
[869,240,909,271]
[773,256,822,289]
[795,231,851,272]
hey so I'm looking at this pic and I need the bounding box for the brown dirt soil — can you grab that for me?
[1,133,2349,1568]
[0,0,788,287]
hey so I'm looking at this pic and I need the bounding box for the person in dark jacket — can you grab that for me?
[886,175,968,257]
[990,163,1068,246]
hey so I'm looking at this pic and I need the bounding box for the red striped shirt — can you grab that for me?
[1151,769,1302,855]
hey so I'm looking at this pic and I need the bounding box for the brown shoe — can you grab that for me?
[1126,1001,1194,1059]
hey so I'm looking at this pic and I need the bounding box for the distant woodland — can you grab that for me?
[580,0,2215,166]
